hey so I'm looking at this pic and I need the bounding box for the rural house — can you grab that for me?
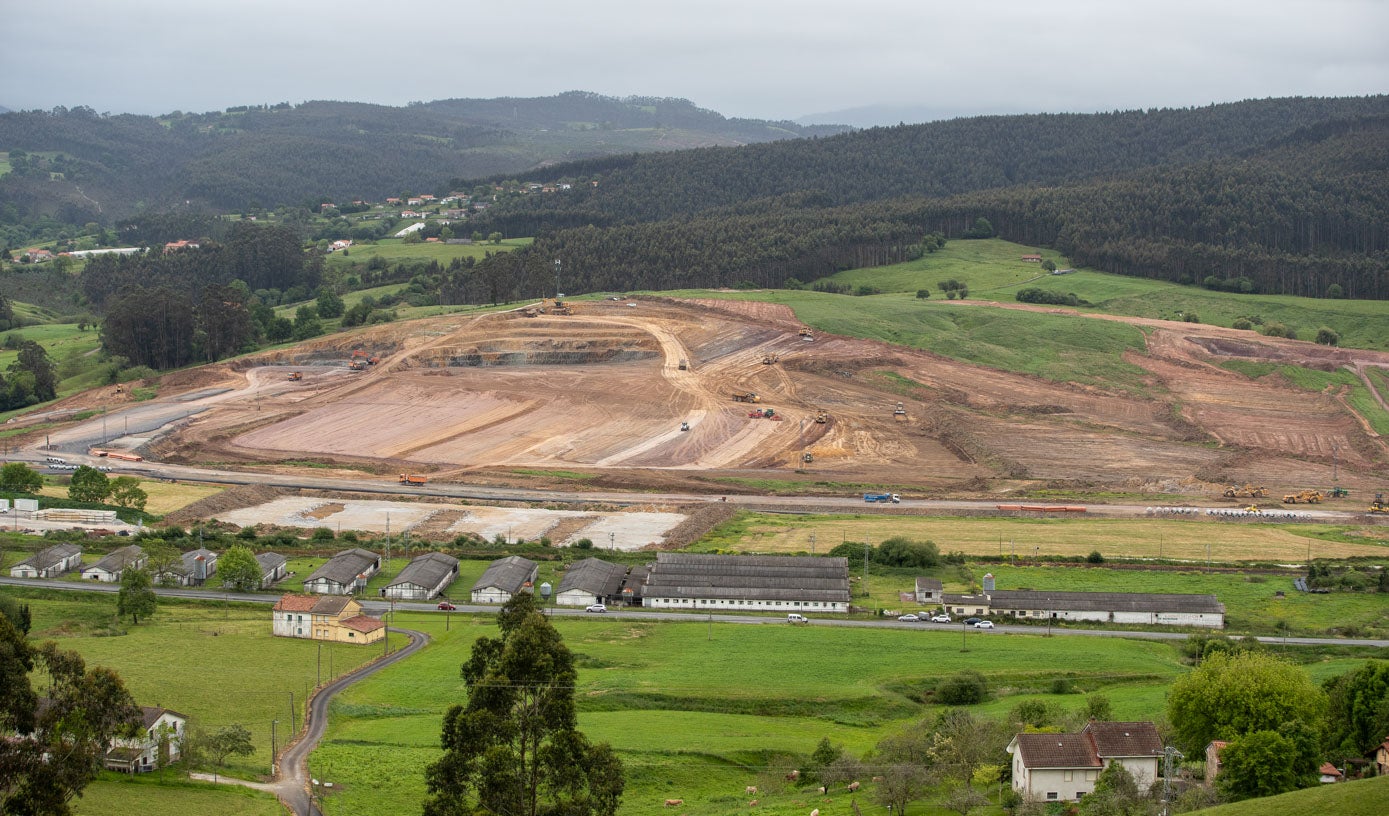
[1319,762,1344,783]
[104,706,187,773]
[1204,740,1227,784]
[272,594,385,644]
[9,543,82,578]
[470,555,538,604]
[302,548,381,595]
[81,545,145,582]
[256,552,288,588]
[1008,721,1162,803]
[1376,737,1389,777]
[555,557,628,607]
[940,586,1225,628]
[156,548,218,587]
[914,577,943,604]
[641,553,851,613]
[381,551,459,600]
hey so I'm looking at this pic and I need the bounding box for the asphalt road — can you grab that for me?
[4,577,1386,648]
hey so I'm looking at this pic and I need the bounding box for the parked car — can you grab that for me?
[930,614,952,623]
[963,617,983,625]
[897,613,920,622]
[586,604,607,613]
[437,601,456,611]
[973,620,995,629]
[787,613,809,624]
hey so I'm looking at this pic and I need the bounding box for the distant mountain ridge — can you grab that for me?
[0,91,849,223]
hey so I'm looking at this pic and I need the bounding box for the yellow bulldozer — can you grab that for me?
[1282,489,1324,504]
[1370,493,1389,514]
[814,410,829,424]
[1222,484,1268,499]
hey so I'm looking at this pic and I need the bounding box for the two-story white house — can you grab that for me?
[1008,721,1162,803]
[103,706,187,773]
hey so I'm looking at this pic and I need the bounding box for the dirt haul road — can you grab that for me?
[27,297,1389,508]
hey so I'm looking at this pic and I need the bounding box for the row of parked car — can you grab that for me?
[896,612,995,628]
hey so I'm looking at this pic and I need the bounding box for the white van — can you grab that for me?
[787,613,809,624]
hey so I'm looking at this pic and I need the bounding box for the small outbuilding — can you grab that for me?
[9,543,83,578]
[471,555,538,604]
[382,551,459,600]
[914,577,943,604]
[81,545,145,582]
[255,552,288,588]
[303,548,381,595]
[156,548,218,587]
[555,558,628,607]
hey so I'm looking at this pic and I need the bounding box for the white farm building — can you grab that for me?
[9,543,83,578]
[641,553,851,613]
[555,558,627,607]
[303,548,381,595]
[470,556,538,604]
[81,545,145,582]
[942,589,1225,628]
[382,551,459,601]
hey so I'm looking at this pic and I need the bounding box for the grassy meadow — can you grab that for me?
[73,776,283,816]
[322,236,531,270]
[1191,774,1389,816]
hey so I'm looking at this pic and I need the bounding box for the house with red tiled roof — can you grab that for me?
[1021,254,1043,262]
[272,593,384,644]
[1376,737,1389,777]
[1319,762,1343,783]
[163,240,199,253]
[1205,740,1228,784]
[1008,721,1162,802]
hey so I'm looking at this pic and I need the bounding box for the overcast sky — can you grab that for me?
[3,0,1386,125]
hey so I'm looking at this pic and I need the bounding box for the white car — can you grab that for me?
[585,604,607,613]
[973,620,995,629]
[897,613,920,622]
[930,614,952,623]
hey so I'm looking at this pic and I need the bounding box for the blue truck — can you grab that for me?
[864,493,901,503]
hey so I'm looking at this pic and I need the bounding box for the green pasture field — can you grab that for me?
[663,286,1153,393]
[696,512,1389,563]
[812,239,1389,351]
[3,588,379,780]
[1193,774,1389,816]
[0,321,105,399]
[311,612,1192,816]
[74,775,283,816]
[322,236,531,271]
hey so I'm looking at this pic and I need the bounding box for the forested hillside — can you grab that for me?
[463,97,1389,300]
[0,92,843,232]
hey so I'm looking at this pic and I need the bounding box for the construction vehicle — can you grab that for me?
[287,371,302,381]
[348,359,367,371]
[762,354,779,365]
[680,422,690,432]
[798,328,814,340]
[1370,493,1388,514]
[351,349,369,360]
[1328,487,1350,498]
[368,355,379,365]
[802,452,814,463]
[893,402,907,419]
[732,391,760,403]
[1282,489,1324,504]
[399,473,428,485]
[1222,484,1268,499]
[678,359,688,370]
[814,410,829,424]
[522,308,539,318]
[763,408,775,418]
[864,493,902,504]
[1245,505,1261,513]
[550,298,573,316]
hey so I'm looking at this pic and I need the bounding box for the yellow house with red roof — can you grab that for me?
[272,594,385,644]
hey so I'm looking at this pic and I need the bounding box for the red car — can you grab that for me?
[437,601,456,611]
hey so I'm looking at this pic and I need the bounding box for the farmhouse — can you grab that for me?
[303,548,381,595]
[81,545,145,582]
[256,551,288,588]
[555,557,628,607]
[272,594,385,644]
[1008,721,1163,803]
[914,576,943,604]
[156,548,218,587]
[9,543,82,578]
[104,706,187,773]
[641,553,851,613]
[381,551,459,600]
[940,588,1225,628]
[471,555,538,604]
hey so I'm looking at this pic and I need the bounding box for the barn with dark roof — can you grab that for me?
[641,553,850,613]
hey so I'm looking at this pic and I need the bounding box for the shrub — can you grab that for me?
[1086,550,1104,564]
[1315,326,1339,346]
[936,670,988,704]
[573,538,593,550]
[1232,318,1253,330]
[916,289,930,299]
[311,527,335,541]
[1260,322,1296,339]
[1326,283,1344,299]
[1050,677,1075,694]
[1015,287,1080,306]
[1183,312,1200,323]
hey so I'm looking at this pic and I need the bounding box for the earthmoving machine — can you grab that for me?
[287,371,302,381]
[399,473,428,485]
[802,452,814,463]
[1244,505,1261,513]
[762,354,779,365]
[814,409,829,424]
[348,359,367,371]
[549,298,574,316]
[1222,484,1268,499]
[732,391,760,403]
[351,349,369,360]
[680,422,690,432]
[798,327,814,340]
[678,359,688,370]
[1328,487,1350,498]
[1370,493,1389,514]
[1282,489,1324,504]
[893,402,907,420]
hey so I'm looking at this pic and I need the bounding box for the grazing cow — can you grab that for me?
[847,781,860,792]
[786,769,800,781]
[817,786,827,795]
[871,776,883,782]
[745,786,758,795]
[748,800,759,807]
[664,799,683,807]
[810,810,820,816]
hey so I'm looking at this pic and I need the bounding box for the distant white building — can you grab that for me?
[303,548,381,595]
[394,222,427,237]
[82,545,145,582]
[641,553,851,613]
[9,543,83,578]
[382,552,459,601]
[471,556,538,604]
[555,558,627,607]
[104,706,187,774]
[1008,721,1163,803]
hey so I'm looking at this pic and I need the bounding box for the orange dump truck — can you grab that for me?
[399,473,428,485]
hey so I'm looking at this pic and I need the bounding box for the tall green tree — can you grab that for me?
[1216,729,1313,801]
[218,544,263,592]
[423,593,624,816]
[107,476,148,511]
[1167,651,1327,755]
[1079,761,1154,816]
[1323,660,1389,759]
[0,616,141,815]
[0,462,42,493]
[67,465,111,503]
[117,567,157,625]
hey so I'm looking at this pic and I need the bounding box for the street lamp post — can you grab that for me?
[271,719,278,775]
[609,531,614,552]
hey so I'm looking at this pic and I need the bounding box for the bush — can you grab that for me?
[1183,312,1200,323]
[916,289,930,299]
[311,527,335,541]
[1232,318,1253,330]
[1326,283,1344,299]
[1260,322,1296,339]
[1015,287,1080,306]
[936,670,988,704]
[1086,550,1104,564]
[876,536,940,568]
[1315,326,1339,346]
[1050,676,1076,694]
[573,538,593,550]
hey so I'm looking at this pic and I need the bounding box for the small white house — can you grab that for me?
[471,556,538,604]
[256,552,288,588]
[1008,721,1162,803]
[104,706,187,773]
[82,545,145,582]
[9,543,83,578]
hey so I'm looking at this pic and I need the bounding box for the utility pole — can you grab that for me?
[1160,746,1183,816]
[554,259,562,298]
[271,719,278,775]
[809,532,816,556]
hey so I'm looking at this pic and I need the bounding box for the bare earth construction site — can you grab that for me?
[123,296,1389,505]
